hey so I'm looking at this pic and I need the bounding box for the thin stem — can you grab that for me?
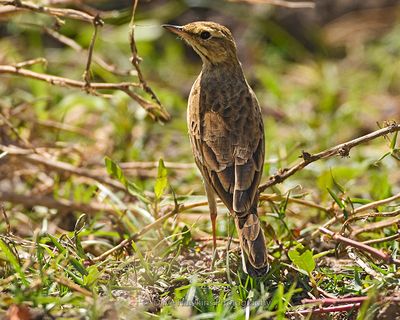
[319,227,400,265]
[259,124,400,192]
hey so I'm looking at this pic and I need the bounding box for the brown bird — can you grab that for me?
[163,21,268,276]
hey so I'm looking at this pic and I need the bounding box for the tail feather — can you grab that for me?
[235,212,268,276]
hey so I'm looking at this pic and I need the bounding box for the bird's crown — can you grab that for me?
[163,21,238,65]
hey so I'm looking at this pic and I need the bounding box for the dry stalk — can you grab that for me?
[259,123,400,192]
[1,144,126,192]
[228,0,315,8]
[0,0,103,23]
[0,0,171,122]
[0,191,125,217]
[319,227,400,265]
[128,0,170,122]
[317,192,400,235]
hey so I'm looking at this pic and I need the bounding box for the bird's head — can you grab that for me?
[163,21,238,65]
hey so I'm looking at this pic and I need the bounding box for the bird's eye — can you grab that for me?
[200,31,211,40]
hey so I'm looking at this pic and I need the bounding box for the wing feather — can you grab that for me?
[188,77,264,217]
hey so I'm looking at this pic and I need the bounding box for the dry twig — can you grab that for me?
[302,296,368,305]
[0,0,102,24]
[288,303,361,316]
[319,227,400,265]
[0,64,139,91]
[362,232,400,245]
[0,191,126,217]
[42,26,134,76]
[0,0,171,122]
[259,124,400,192]
[351,217,400,237]
[1,144,126,192]
[228,0,315,9]
[0,63,170,120]
[317,192,400,235]
[128,0,170,122]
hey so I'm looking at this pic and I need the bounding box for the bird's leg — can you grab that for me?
[205,182,218,264]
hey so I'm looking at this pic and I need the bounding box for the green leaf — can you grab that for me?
[154,159,168,200]
[288,246,315,274]
[278,191,290,215]
[132,241,154,283]
[47,233,87,276]
[0,239,28,286]
[327,187,345,209]
[104,156,149,203]
[105,156,126,185]
[83,265,100,287]
[181,225,194,248]
[350,197,372,205]
[390,130,398,150]
[330,169,345,193]
[74,214,87,259]
[375,151,391,163]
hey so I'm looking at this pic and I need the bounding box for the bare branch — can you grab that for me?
[0,63,170,121]
[34,119,94,137]
[128,0,170,122]
[362,232,400,245]
[0,0,104,24]
[82,15,102,87]
[1,144,127,192]
[119,161,195,170]
[259,124,400,192]
[316,192,400,234]
[0,0,170,122]
[43,26,135,76]
[288,303,361,316]
[351,217,400,237]
[0,64,139,90]
[0,191,122,217]
[259,193,330,212]
[343,208,400,230]
[54,276,93,297]
[302,296,368,305]
[319,227,400,265]
[228,0,315,9]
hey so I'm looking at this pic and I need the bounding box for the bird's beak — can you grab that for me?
[162,24,185,37]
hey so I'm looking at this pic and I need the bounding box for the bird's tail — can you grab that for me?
[235,210,269,276]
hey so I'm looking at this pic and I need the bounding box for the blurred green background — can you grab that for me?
[1,0,400,318]
[2,0,399,196]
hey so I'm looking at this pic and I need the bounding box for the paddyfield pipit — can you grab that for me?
[163,21,268,275]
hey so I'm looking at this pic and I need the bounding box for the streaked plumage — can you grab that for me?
[164,21,268,275]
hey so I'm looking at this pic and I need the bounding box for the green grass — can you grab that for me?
[1,1,400,319]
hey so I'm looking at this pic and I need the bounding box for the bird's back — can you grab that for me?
[188,66,265,215]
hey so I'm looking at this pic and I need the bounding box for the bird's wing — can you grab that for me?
[188,85,264,215]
